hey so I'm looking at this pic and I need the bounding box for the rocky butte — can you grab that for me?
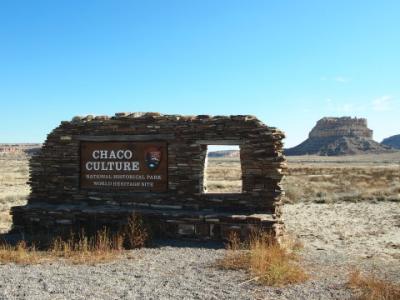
[285,117,392,156]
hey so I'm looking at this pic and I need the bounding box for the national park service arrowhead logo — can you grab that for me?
[145,146,162,170]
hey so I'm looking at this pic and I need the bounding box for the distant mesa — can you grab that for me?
[381,134,400,149]
[208,150,240,158]
[0,143,42,156]
[285,117,393,156]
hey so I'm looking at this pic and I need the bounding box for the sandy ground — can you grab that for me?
[284,202,400,263]
[284,202,400,291]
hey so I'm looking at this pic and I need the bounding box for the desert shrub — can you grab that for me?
[340,192,364,203]
[348,270,400,300]
[217,231,308,286]
[247,231,308,286]
[313,191,328,203]
[123,213,149,249]
[388,195,400,202]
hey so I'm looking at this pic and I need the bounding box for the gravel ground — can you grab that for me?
[0,202,399,300]
[0,244,353,300]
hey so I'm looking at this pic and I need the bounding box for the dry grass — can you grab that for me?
[0,214,149,265]
[49,228,125,264]
[283,166,400,204]
[284,154,400,204]
[205,157,242,193]
[203,155,400,203]
[217,232,248,270]
[348,270,400,300]
[0,229,124,265]
[0,154,29,233]
[217,231,308,287]
[0,241,40,264]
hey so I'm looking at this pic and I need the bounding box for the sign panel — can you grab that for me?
[80,142,167,191]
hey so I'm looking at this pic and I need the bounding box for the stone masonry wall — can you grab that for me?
[12,113,286,240]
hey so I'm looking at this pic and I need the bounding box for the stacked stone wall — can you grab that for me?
[12,113,286,240]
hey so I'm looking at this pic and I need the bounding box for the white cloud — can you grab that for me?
[372,96,393,111]
[334,76,351,83]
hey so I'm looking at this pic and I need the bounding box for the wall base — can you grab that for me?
[11,203,283,241]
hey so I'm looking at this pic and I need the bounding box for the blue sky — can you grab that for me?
[1,1,399,147]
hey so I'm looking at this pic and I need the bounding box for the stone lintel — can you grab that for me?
[195,140,244,145]
[75,134,175,141]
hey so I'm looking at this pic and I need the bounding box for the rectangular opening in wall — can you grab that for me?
[203,145,242,193]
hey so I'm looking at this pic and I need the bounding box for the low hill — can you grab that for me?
[381,134,400,149]
[208,150,240,158]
